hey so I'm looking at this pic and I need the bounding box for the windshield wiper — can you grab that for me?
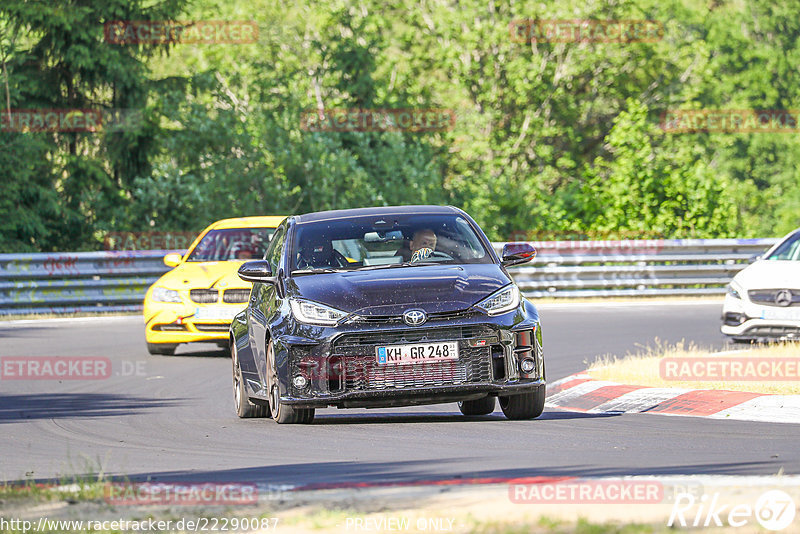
[355,261,441,271]
[291,268,347,275]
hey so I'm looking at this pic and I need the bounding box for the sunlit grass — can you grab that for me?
[587,340,800,395]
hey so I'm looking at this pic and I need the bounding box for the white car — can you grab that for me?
[722,228,800,342]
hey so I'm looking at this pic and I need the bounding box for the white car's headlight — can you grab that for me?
[151,287,182,303]
[727,282,742,300]
[475,285,521,316]
[290,298,348,326]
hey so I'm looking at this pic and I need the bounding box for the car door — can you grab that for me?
[249,223,288,392]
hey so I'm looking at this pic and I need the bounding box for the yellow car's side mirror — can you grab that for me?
[163,252,182,267]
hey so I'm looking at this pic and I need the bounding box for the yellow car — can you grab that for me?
[143,216,286,355]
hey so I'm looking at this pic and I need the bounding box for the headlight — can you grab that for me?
[475,285,521,316]
[151,287,182,303]
[289,298,348,326]
[727,283,742,300]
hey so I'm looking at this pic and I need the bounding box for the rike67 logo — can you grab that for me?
[668,489,796,531]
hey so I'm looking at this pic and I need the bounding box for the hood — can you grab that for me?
[155,261,250,291]
[733,260,800,290]
[286,264,512,316]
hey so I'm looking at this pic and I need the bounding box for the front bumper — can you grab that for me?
[721,293,800,341]
[282,380,545,408]
[267,303,545,409]
[144,303,246,344]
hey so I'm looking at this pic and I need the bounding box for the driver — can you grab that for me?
[396,229,437,262]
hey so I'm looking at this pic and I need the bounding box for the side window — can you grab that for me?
[264,226,287,273]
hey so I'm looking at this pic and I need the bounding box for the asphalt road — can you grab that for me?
[2,302,799,486]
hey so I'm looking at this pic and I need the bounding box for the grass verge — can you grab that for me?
[587,340,800,394]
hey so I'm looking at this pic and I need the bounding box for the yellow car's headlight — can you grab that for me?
[151,287,182,303]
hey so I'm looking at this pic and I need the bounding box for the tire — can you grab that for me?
[458,396,496,416]
[499,385,546,420]
[232,341,268,418]
[267,340,315,424]
[217,341,232,357]
[147,342,177,355]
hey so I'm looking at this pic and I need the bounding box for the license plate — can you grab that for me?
[761,308,800,320]
[376,341,459,365]
[194,306,239,321]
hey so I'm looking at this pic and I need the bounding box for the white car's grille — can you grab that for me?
[748,289,800,307]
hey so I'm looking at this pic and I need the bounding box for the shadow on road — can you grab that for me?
[310,409,617,425]
[0,393,183,423]
[28,458,780,488]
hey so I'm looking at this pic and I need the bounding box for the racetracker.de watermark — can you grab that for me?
[103,231,196,251]
[660,109,800,133]
[104,482,258,506]
[509,479,663,504]
[660,357,800,381]
[300,108,456,133]
[508,229,664,241]
[0,357,145,380]
[1,109,143,133]
[104,20,258,44]
[509,19,664,43]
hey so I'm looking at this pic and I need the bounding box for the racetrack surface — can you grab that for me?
[2,302,798,486]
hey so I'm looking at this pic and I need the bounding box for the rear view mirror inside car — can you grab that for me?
[364,230,404,243]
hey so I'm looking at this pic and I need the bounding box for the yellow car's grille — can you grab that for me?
[195,323,230,332]
[190,289,219,303]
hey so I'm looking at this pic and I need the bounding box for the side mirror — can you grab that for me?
[749,254,762,264]
[163,252,182,268]
[238,260,276,284]
[501,243,537,267]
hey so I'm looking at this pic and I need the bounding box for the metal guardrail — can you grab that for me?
[0,238,780,315]
[497,237,778,298]
[0,250,179,316]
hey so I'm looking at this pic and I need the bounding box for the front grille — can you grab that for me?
[339,346,491,391]
[748,289,800,307]
[223,289,250,303]
[194,323,230,332]
[190,289,218,304]
[743,325,800,337]
[325,326,495,392]
[334,326,494,349]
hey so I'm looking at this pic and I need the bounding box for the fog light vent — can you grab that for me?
[292,375,308,389]
[520,358,536,374]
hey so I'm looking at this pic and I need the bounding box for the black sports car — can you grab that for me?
[229,205,545,423]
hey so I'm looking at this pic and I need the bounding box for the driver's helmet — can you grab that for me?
[298,238,335,268]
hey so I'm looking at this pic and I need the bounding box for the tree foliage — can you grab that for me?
[1,0,799,251]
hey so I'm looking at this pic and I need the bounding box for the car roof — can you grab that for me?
[208,216,287,230]
[293,205,460,224]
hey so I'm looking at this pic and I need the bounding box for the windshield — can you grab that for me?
[765,231,800,261]
[186,227,275,262]
[290,214,492,273]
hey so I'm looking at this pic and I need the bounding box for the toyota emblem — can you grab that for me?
[403,309,427,326]
[775,289,793,307]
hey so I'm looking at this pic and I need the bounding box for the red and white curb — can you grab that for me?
[546,373,800,424]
